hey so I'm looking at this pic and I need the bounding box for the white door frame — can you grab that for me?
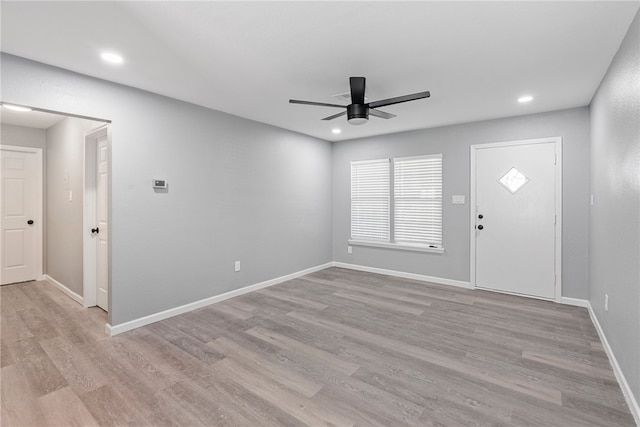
[470,136,563,302]
[83,124,111,308]
[0,145,44,283]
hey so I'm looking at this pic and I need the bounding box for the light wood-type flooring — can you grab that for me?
[1,267,635,426]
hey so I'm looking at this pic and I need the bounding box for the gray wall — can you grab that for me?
[1,54,333,326]
[589,10,640,406]
[46,117,103,296]
[0,124,46,148]
[333,107,590,299]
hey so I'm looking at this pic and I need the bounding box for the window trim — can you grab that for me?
[348,239,445,254]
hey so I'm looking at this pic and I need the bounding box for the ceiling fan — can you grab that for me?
[289,77,430,125]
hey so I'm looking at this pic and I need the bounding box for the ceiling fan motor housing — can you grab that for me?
[347,103,369,125]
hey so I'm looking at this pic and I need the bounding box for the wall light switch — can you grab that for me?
[347,246,352,254]
[452,195,465,205]
[68,190,73,202]
[234,261,241,272]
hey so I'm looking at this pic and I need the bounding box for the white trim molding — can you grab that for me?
[332,262,471,289]
[560,297,590,308]
[587,301,640,425]
[348,240,445,254]
[44,274,83,305]
[107,262,333,336]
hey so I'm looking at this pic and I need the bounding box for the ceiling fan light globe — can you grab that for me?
[348,117,368,125]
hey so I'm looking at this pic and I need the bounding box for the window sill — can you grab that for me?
[348,240,445,254]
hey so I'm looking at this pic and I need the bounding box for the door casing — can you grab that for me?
[469,136,563,302]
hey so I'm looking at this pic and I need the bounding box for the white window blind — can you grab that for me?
[394,154,443,246]
[351,159,390,242]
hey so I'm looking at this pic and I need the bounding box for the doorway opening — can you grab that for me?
[0,104,111,316]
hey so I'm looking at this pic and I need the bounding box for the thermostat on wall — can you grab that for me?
[153,179,168,189]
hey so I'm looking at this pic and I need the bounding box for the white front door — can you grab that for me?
[1,146,42,285]
[96,135,109,311]
[472,138,561,300]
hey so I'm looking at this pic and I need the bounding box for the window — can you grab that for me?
[350,154,443,252]
[351,159,390,242]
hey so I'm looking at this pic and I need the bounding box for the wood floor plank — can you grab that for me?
[37,386,99,427]
[332,290,425,315]
[40,336,110,395]
[0,339,14,368]
[210,357,356,427]
[245,325,361,376]
[79,384,148,427]
[1,271,633,427]
[522,349,617,381]
[10,337,68,397]
[1,365,48,426]
[16,307,60,341]
[257,287,329,311]
[1,306,34,343]
[206,336,324,398]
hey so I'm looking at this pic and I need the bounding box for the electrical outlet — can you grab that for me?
[234,261,241,272]
[347,246,352,254]
[605,294,609,311]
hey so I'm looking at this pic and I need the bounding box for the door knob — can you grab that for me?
[478,214,483,219]
[27,220,34,225]
[91,227,99,234]
[477,224,484,230]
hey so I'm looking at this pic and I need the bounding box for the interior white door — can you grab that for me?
[474,141,558,299]
[96,136,109,311]
[1,148,40,285]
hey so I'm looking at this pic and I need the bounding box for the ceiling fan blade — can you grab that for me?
[322,111,347,121]
[350,77,366,104]
[289,99,346,108]
[369,109,396,119]
[369,91,430,109]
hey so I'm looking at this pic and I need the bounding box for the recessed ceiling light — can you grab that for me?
[332,128,342,134]
[101,52,124,64]
[2,104,32,112]
[518,95,533,103]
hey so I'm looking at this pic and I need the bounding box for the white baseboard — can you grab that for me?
[332,262,471,289]
[44,274,83,305]
[560,297,590,307]
[587,301,640,425]
[107,262,333,336]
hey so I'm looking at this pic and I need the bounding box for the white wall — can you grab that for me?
[1,54,333,326]
[589,9,640,409]
[45,117,103,296]
[0,124,46,148]
[333,108,591,299]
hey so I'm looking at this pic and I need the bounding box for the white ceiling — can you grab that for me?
[1,1,638,141]
[0,107,66,129]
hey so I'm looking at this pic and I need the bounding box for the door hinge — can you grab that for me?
[554,154,557,165]
[554,214,557,225]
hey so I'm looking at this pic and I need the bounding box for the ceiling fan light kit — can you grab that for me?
[347,103,368,125]
[290,77,430,126]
